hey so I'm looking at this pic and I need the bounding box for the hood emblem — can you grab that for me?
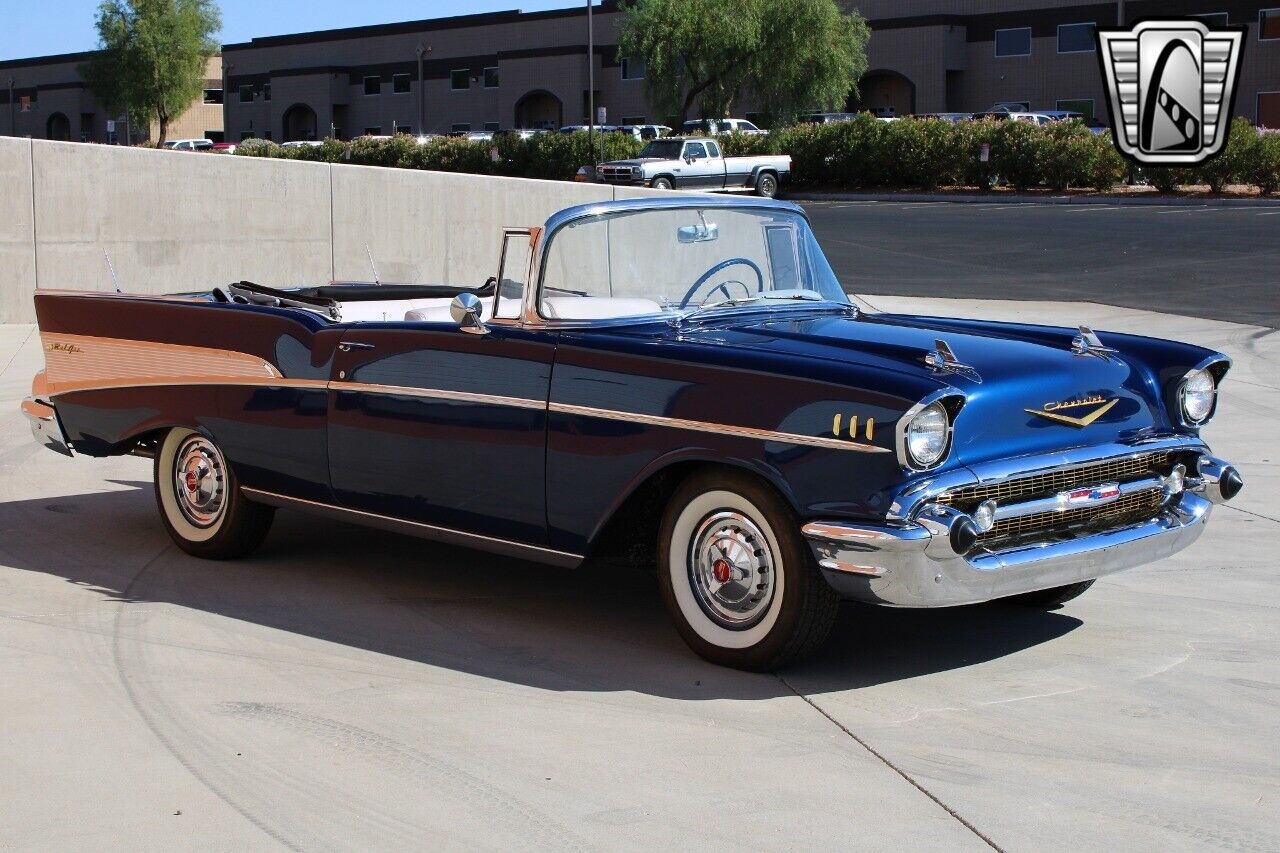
[924,339,981,383]
[1026,395,1119,427]
[1071,326,1119,360]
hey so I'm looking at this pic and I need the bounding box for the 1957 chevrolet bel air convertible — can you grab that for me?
[23,197,1244,670]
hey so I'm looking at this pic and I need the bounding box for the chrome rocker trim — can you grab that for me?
[803,450,1242,608]
[22,397,73,457]
[240,488,585,569]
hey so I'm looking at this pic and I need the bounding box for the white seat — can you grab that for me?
[542,296,663,320]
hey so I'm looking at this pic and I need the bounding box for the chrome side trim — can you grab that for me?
[335,382,546,410]
[241,488,583,569]
[549,401,891,453]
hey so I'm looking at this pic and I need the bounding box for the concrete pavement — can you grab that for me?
[0,299,1276,851]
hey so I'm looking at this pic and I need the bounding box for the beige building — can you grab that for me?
[1,53,223,143]
[218,0,1280,142]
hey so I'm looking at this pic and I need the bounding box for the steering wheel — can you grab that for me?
[679,257,766,309]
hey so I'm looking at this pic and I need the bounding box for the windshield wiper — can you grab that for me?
[677,290,834,322]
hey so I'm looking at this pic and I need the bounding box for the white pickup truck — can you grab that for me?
[594,137,791,198]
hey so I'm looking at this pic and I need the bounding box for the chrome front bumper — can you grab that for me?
[22,397,73,457]
[803,452,1241,608]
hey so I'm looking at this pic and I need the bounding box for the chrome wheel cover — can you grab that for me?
[688,510,776,630]
[172,435,227,528]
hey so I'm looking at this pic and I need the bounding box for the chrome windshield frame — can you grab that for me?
[516,196,841,330]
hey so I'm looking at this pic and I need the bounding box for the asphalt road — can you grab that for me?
[2,298,1276,851]
[803,200,1280,329]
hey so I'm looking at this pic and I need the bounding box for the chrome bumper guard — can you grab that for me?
[22,397,73,457]
[803,451,1241,607]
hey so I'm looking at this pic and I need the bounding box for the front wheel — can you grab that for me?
[754,172,779,198]
[651,176,674,191]
[154,428,274,559]
[658,469,839,670]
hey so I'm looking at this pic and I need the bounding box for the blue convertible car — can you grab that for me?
[24,197,1243,669]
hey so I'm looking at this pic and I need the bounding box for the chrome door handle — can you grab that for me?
[338,342,375,352]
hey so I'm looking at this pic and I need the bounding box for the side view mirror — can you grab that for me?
[450,292,489,335]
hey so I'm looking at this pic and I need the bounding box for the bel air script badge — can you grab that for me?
[1026,395,1119,428]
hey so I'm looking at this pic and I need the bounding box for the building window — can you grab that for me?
[484,67,499,88]
[1056,99,1095,121]
[1258,92,1280,128]
[1261,9,1280,40]
[1195,13,1229,27]
[451,69,470,91]
[621,57,646,80]
[995,27,1032,57]
[393,73,411,94]
[238,85,253,102]
[451,123,471,132]
[364,127,382,136]
[262,83,271,102]
[1057,23,1096,54]
[203,88,223,104]
[364,76,381,96]
[484,121,500,131]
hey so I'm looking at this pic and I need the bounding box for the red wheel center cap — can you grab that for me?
[712,558,732,583]
[185,470,199,492]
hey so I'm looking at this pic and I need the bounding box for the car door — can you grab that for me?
[325,230,554,546]
[676,141,721,189]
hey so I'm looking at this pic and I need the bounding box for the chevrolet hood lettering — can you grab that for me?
[1026,397,1120,428]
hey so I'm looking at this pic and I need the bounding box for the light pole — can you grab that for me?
[416,43,429,135]
[587,0,596,167]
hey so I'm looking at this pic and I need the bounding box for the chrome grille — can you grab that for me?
[979,487,1165,548]
[938,452,1171,512]
[596,166,636,184]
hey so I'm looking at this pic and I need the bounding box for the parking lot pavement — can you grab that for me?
[1,299,1277,851]
[803,200,1280,329]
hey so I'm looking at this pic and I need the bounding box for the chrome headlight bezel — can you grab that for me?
[1175,356,1229,428]
[896,392,962,472]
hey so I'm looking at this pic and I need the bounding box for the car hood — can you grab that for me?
[600,158,665,168]
[673,311,1173,466]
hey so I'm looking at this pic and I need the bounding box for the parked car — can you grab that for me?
[679,118,767,136]
[495,129,548,140]
[1010,112,1055,126]
[617,124,672,141]
[800,112,859,124]
[211,142,237,154]
[1037,110,1086,123]
[162,138,214,152]
[281,140,323,148]
[869,107,897,119]
[595,136,790,197]
[23,196,1242,670]
[919,112,974,124]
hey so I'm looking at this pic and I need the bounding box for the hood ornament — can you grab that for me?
[924,339,981,383]
[1072,326,1119,360]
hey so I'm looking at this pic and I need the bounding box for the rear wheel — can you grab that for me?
[651,176,674,191]
[755,171,779,198]
[154,428,274,559]
[1009,580,1095,607]
[658,469,838,670]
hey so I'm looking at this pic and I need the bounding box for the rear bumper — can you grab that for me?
[803,454,1240,607]
[22,397,73,457]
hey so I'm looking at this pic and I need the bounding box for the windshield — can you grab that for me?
[639,140,685,159]
[538,206,850,321]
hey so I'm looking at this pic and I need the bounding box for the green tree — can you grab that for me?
[80,0,221,145]
[618,0,869,126]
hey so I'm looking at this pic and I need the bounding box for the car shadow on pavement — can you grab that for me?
[3,481,1082,700]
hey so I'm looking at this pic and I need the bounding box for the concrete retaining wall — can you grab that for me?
[0,137,660,324]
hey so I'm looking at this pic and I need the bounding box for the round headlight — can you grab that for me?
[906,402,950,468]
[1180,368,1216,424]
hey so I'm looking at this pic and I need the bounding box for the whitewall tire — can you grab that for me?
[154,428,274,559]
[658,469,839,670]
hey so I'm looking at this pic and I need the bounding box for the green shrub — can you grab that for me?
[1037,121,1096,191]
[948,118,1000,189]
[716,131,773,157]
[1193,117,1257,192]
[1251,131,1280,194]
[1145,167,1195,193]
[413,137,498,174]
[234,138,280,157]
[991,119,1043,190]
[1086,136,1128,191]
[883,118,956,189]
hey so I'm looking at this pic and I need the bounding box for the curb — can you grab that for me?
[788,191,1280,207]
